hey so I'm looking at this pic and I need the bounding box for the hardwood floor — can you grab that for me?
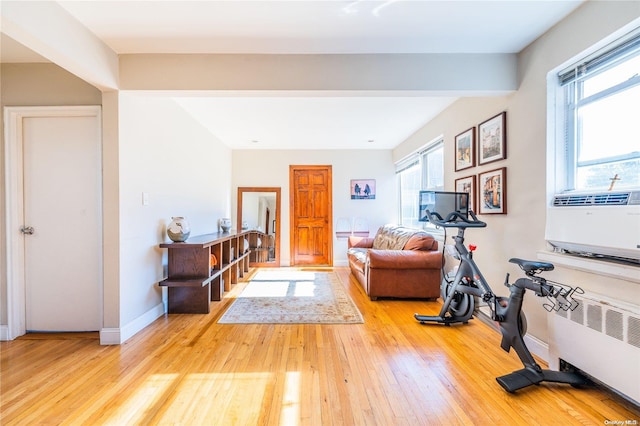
[1,267,638,425]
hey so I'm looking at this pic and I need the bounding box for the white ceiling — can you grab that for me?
[2,0,585,149]
[56,0,583,55]
[173,95,458,149]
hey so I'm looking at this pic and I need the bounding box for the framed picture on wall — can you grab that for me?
[478,112,507,165]
[455,175,477,214]
[478,167,507,214]
[351,179,376,200]
[454,127,475,171]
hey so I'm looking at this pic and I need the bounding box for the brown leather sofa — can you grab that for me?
[347,224,442,300]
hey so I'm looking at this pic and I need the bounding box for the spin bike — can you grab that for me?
[414,209,587,393]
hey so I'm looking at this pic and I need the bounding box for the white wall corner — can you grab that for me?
[100,302,165,345]
[0,325,10,341]
[99,328,121,345]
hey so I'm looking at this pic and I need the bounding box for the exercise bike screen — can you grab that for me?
[418,191,469,222]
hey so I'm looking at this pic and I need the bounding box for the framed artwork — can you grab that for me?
[351,179,375,200]
[478,112,507,165]
[454,127,475,171]
[455,175,476,214]
[478,167,507,214]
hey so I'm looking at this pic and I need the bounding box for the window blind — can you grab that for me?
[395,155,419,174]
[558,29,640,86]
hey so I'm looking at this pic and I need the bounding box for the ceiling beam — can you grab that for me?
[1,1,118,91]
[120,53,517,94]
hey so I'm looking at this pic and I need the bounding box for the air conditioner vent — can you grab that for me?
[629,317,640,349]
[552,192,631,206]
[587,305,603,332]
[606,310,624,341]
[571,303,584,325]
[546,190,640,261]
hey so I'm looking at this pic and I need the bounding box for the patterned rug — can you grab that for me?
[218,270,364,324]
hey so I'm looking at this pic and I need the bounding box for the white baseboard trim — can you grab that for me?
[0,325,10,341]
[524,333,549,363]
[99,328,121,345]
[100,302,165,345]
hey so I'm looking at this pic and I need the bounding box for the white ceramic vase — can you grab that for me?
[220,218,232,233]
[167,216,190,242]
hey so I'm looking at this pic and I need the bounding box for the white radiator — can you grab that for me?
[548,291,640,404]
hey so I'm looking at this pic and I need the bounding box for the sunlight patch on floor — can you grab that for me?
[104,373,178,425]
[240,280,317,298]
[242,269,321,298]
[281,371,301,426]
[158,373,272,423]
[252,270,317,281]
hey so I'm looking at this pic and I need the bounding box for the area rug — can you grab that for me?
[218,270,364,324]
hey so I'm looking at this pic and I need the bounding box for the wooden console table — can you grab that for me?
[159,230,255,314]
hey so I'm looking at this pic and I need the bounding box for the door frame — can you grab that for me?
[3,106,103,340]
[289,165,333,266]
[237,186,281,267]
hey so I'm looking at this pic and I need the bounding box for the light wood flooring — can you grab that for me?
[1,267,638,425]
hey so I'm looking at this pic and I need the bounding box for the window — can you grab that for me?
[397,140,444,227]
[424,143,444,191]
[397,159,421,227]
[556,30,640,192]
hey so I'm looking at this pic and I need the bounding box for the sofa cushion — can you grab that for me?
[347,247,368,265]
[348,236,374,249]
[403,233,438,251]
[372,225,416,250]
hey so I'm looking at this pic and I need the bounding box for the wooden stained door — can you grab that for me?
[289,165,333,266]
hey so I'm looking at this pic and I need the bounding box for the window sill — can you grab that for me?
[537,251,639,284]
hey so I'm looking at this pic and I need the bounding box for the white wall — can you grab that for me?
[232,149,397,266]
[393,1,640,350]
[117,94,232,327]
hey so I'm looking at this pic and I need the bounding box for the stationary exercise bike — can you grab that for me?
[414,196,587,393]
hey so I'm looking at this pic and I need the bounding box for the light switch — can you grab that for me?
[142,192,150,205]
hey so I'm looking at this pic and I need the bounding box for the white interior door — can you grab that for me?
[22,113,102,331]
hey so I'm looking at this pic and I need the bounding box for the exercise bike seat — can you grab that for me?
[509,258,554,274]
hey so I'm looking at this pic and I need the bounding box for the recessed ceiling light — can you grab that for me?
[368,139,375,143]
[251,140,259,144]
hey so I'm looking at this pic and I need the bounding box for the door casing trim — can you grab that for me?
[3,106,103,340]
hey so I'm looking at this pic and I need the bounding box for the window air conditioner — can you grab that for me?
[545,190,640,262]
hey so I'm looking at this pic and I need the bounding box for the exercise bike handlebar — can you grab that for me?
[426,210,487,229]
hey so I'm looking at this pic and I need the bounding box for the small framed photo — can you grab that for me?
[478,167,507,214]
[454,127,475,171]
[455,175,476,214]
[351,179,375,200]
[478,112,507,165]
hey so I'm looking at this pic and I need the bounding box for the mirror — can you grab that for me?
[237,187,281,267]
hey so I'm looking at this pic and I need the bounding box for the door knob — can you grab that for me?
[20,226,35,235]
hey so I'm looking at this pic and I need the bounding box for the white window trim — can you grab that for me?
[546,21,640,197]
[395,136,444,228]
